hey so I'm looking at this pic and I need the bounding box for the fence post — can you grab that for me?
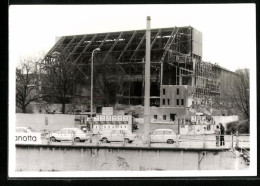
[48,131,51,145]
[96,133,100,146]
[72,132,75,145]
[123,131,125,146]
[149,133,151,147]
[203,133,206,148]
[231,132,234,150]
[235,131,239,148]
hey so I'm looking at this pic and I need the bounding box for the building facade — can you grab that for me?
[39,26,238,112]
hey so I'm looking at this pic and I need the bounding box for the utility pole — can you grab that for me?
[144,16,151,144]
[90,48,100,142]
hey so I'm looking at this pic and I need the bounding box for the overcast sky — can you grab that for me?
[9,4,256,71]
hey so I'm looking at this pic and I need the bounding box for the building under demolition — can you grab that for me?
[41,26,237,112]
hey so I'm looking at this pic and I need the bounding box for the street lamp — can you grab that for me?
[90,48,101,133]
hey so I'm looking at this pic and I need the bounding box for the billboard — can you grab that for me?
[15,132,42,144]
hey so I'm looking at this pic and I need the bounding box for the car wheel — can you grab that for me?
[167,139,174,144]
[74,137,80,142]
[102,138,108,143]
[124,138,130,143]
[50,137,56,142]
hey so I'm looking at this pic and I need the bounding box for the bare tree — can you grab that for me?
[232,69,249,119]
[95,64,117,106]
[40,54,77,114]
[16,58,39,113]
[216,68,249,119]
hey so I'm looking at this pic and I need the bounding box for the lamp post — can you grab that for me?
[90,48,100,134]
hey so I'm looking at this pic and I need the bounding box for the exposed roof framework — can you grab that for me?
[41,26,229,106]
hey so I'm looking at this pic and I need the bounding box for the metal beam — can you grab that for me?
[150,29,161,49]
[41,36,65,63]
[74,34,97,63]
[103,32,123,63]
[130,33,146,61]
[64,34,88,62]
[117,31,137,61]
[160,27,179,63]
[47,36,65,55]
[88,33,111,63]
[60,35,77,56]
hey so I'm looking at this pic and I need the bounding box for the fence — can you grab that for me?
[41,131,250,150]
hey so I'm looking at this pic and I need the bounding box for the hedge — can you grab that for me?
[226,120,249,134]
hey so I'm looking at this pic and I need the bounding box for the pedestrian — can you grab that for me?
[219,123,225,146]
[214,125,220,147]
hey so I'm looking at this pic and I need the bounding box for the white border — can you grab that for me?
[8,4,257,178]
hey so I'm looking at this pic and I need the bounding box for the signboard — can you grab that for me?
[117,116,122,121]
[102,107,113,115]
[76,115,131,124]
[94,116,99,121]
[15,132,42,144]
[100,115,106,121]
[112,116,117,121]
[106,116,112,121]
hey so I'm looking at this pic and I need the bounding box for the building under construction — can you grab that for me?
[41,26,237,110]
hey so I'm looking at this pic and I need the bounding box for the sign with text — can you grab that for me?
[75,115,131,124]
[94,116,100,121]
[106,116,112,121]
[100,116,106,121]
[117,116,123,121]
[112,116,117,121]
[15,132,42,144]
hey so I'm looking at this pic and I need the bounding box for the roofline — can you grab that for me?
[213,64,236,74]
[57,25,194,38]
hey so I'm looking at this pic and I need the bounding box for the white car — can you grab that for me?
[150,129,177,144]
[16,127,33,133]
[100,129,137,143]
[49,128,91,142]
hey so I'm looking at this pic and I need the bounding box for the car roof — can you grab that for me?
[16,127,30,129]
[154,129,173,131]
[110,129,131,132]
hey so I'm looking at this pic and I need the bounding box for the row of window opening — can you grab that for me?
[162,99,184,106]
[163,88,179,95]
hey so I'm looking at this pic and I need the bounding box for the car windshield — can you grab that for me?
[26,128,32,132]
[164,130,172,134]
[73,128,85,134]
[154,130,163,135]
[122,130,131,134]
[16,127,32,133]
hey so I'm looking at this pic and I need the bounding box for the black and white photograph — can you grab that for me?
[9,4,256,177]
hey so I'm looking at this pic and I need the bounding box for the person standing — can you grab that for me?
[214,125,220,147]
[219,123,225,146]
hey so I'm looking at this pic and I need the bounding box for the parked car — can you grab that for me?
[73,109,96,117]
[16,127,33,133]
[49,128,91,142]
[150,129,177,144]
[100,129,137,143]
[74,109,82,115]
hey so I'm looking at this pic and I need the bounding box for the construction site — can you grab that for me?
[37,25,238,121]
